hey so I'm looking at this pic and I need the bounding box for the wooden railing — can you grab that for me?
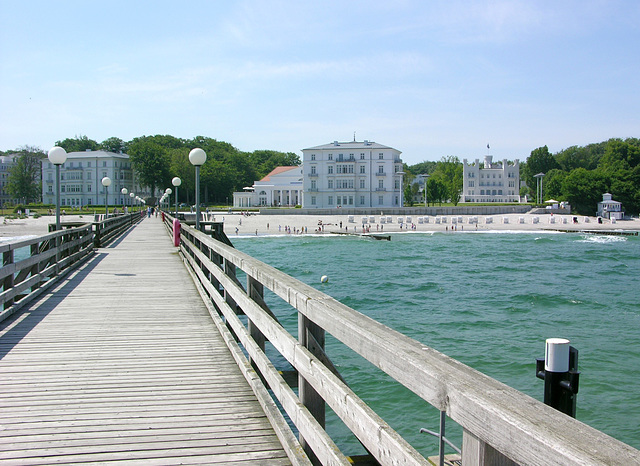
[1,225,94,319]
[1,213,145,322]
[93,211,145,247]
[163,214,639,465]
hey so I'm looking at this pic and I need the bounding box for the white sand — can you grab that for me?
[2,211,639,241]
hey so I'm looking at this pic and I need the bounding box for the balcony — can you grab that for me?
[375,171,386,176]
[308,173,319,177]
[375,187,386,191]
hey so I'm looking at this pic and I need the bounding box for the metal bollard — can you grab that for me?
[536,338,580,417]
[173,218,181,247]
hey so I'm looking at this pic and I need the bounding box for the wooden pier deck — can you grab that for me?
[0,217,291,465]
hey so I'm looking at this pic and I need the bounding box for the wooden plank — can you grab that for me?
[0,218,293,465]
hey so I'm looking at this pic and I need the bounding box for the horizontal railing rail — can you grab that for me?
[163,213,639,465]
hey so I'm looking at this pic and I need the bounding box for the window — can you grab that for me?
[360,195,365,205]
[328,154,333,160]
[88,162,91,167]
[328,180,334,188]
[311,165,316,174]
[379,196,384,205]
[360,154,365,160]
[328,196,333,205]
[394,179,400,189]
[348,196,353,205]
[88,185,92,192]
[469,181,475,187]
[379,154,384,159]
[378,166,384,174]
[311,154,316,161]
[360,179,365,189]
[311,180,317,189]
[311,196,316,205]
[103,161,107,167]
[360,165,365,174]
[378,180,384,189]
[509,181,515,188]
[328,166,333,174]
[480,190,485,195]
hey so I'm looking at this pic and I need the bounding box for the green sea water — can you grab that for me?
[233,230,640,457]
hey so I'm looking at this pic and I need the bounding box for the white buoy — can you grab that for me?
[320,275,328,283]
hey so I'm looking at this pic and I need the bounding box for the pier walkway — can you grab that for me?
[0,217,291,465]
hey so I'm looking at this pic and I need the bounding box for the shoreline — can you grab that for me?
[2,211,639,241]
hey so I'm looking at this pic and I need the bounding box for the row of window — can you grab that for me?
[310,164,401,175]
[466,190,518,196]
[309,195,400,206]
[47,160,131,169]
[309,152,387,161]
[466,172,517,179]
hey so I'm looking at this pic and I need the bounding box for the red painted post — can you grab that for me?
[173,219,181,246]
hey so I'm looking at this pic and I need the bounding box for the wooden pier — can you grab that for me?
[1,214,639,465]
[0,217,296,465]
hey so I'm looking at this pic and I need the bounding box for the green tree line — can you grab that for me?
[53,135,301,205]
[520,138,640,215]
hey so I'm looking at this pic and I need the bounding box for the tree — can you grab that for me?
[6,146,45,203]
[430,156,462,205]
[541,169,566,201]
[100,137,128,153]
[55,135,99,152]
[562,168,608,215]
[128,137,172,199]
[522,146,559,192]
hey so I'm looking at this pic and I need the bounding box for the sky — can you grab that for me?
[1,1,639,164]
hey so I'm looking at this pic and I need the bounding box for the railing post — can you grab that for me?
[462,430,518,466]
[30,243,41,290]
[247,276,266,371]
[3,249,14,310]
[298,313,325,465]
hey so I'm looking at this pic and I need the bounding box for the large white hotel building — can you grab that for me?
[41,150,148,208]
[301,140,404,209]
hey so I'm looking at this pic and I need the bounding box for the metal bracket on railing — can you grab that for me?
[419,411,461,466]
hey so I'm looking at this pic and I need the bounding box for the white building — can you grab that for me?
[233,166,303,208]
[301,140,404,209]
[0,154,19,207]
[41,150,144,209]
[462,155,520,203]
[597,193,624,219]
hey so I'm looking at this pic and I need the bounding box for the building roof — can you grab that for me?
[64,150,130,159]
[260,166,300,182]
[303,140,400,152]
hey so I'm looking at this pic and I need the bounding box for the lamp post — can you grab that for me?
[102,177,111,217]
[129,192,135,211]
[165,188,172,212]
[172,177,181,219]
[189,148,207,230]
[121,187,128,212]
[421,173,430,208]
[47,146,68,231]
[534,173,545,205]
[397,171,405,208]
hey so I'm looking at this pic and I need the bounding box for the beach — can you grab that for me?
[2,211,639,240]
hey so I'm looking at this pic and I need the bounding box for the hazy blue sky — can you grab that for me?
[1,1,638,164]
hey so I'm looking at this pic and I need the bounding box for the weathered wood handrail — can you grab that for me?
[1,225,94,320]
[164,214,639,465]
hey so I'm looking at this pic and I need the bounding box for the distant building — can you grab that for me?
[462,155,520,203]
[233,166,303,208]
[41,150,147,208]
[301,140,404,209]
[597,193,624,219]
[0,154,19,207]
